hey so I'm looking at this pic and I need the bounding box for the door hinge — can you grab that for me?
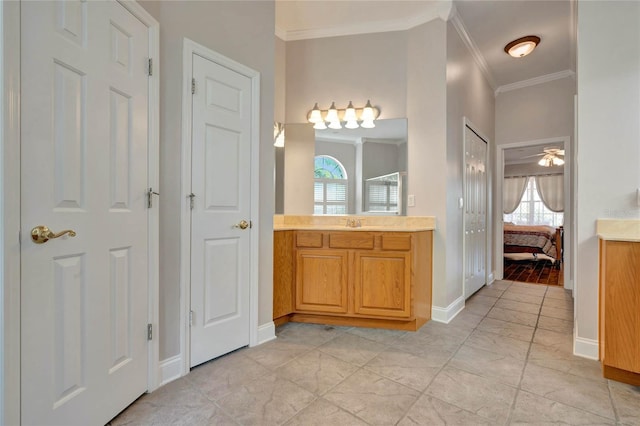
[188,193,196,210]
[147,323,153,340]
[191,78,196,94]
[148,58,153,76]
[189,310,194,326]
[147,187,160,208]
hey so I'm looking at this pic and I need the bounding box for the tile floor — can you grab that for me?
[110,281,640,425]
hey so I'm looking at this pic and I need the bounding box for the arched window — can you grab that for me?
[314,155,348,214]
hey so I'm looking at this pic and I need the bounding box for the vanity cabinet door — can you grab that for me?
[600,240,640,376]
[353,251,411,318]
[295,249,349,314]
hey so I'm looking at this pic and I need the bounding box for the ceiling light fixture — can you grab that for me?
[307,100,380,130]
[504,35,540,58]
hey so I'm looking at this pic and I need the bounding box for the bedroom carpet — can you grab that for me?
[503,258,562,286]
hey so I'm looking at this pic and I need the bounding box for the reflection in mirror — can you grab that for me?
[275,119,407,215]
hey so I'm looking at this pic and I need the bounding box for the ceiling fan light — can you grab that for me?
[504,35,540,58]
[538,157,547,166]
[552,156,565,166]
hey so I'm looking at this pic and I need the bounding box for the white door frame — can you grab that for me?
[495,136,572,290]
[462,118,491,299]
[180,38,261,375]
[1,2,160,424]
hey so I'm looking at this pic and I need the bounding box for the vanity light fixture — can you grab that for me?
[504,35,540,58]
[307,100,380,129]
[273,122,285,147]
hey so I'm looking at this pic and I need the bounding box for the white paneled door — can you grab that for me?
[189,54,252,367]
[21,2,150,424]
[464,125,488,298]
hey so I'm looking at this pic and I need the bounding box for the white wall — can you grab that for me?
[275,36,286,214]
[139,1,275,361]
[406,19,449,308]
[576,0,640,357]
[285,31,408,123]
[445,19,495,305]
[496,77,575,145]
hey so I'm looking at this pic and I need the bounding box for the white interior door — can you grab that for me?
[190,54,252,367]
[21,2,150,424]
[464,125,488,298]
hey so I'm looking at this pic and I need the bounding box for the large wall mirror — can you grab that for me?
[276,118,408,216]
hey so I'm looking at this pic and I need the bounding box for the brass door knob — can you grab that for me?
[31,225,76,244]
[233,220,250,230]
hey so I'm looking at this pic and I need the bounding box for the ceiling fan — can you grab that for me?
[523,147,565,167]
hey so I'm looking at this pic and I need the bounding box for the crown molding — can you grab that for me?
[275,25,287,41]
[449,8,496,90]
[278,2,444,42]
[495,69,576,95]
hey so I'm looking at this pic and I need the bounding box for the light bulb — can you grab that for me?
[328,120,342,130]
[325,102,339,123]
[538,157,548,167]
[345,120,359,129]
[313,121,327,130]
[360,119,375,129]
[344,101,357,122]
[308,103,323,124]
[552,157,564,166]
[361,100,375,121]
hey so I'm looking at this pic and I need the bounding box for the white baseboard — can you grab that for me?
[431,295,465,324]
[574,336,599,360]
[488,272,495,285]
[255,321,276,346]
[159,355,183,386]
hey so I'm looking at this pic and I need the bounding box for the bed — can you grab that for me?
[503,224,563,264]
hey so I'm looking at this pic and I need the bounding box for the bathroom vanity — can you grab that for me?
[273,215,434,331]
[597,219,640,385]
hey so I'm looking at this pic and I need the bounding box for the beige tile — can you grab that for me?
[540,305,574,321]
[449,344,526,387]
[398,394,493,426]
[284,398,368,426]
[487,307,538,327]
[276,350,358,395]
[324,369,420,425]
[364,348,441,391]
[318,333,387,366]
[545,286,573,300]
[110,401,238,426]
[543,295,574,310]
[448,310,485,330]
[537,315,573,334]
[217,373,316,426]
[500,291,543,306]
[532,328,574,353]
[468,294,499,306]
[609,380,640,426]
[276,322,345,347]
[465,329,531,360]
[244,339,310,369]
[477,285,506,298]
[520,363,615,419]
[346,326,406,345]
[494,298,541,315]
[391,337,457,367]
[528,343,604,382]
[464,301,493,316]
[426,367,517,424]
[506,282,548,296]
[187,351,270,400]
[491,280,513,290]
[477,317,535,342]
[511,390,614,425]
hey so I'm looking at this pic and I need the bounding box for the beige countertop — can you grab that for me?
[596,219,640,242]
[273,215,435,232]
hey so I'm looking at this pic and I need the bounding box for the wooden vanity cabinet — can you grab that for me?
[273,229,432,331]
[599,239,640,385]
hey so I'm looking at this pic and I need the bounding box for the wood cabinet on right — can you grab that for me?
[599,239,640,385]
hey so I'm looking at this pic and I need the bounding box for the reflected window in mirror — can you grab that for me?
[365,172,400,214]
[314,155,348,214]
